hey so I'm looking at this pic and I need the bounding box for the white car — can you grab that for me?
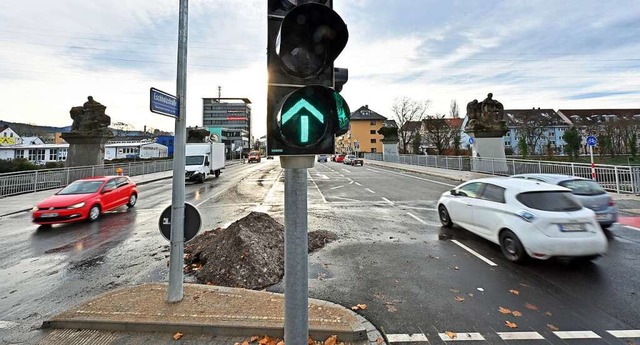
[437,177,607,263]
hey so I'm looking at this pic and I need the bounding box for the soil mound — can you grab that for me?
[184,212,336,290]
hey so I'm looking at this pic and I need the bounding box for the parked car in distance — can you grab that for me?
[511,174,618,229]
[317,155,327,163]
[437,177,607,263]
[335,154,346,163]
[343,154,363,166]
[247,151,261,163]
[330,154,336,161]
[32,176,138,227]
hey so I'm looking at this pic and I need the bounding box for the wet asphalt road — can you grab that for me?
[1,159,640,344]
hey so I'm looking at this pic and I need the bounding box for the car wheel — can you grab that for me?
[127,193,137,208]
[38,224,52,230]
[438,205,453,228]
[214,170,220,178]
[88,205,101,222]
[499,230,528,263]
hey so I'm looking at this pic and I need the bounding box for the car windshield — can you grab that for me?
[57,180,104,195]
[347,155,355,159]
[516,191,582,212]
[249,151,259,156]
[559,179,606,196]
[186,156,204,165]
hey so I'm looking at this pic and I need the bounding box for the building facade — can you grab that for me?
[202,98,252,155]
[336,105,387,155]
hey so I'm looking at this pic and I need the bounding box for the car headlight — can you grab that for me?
[517,210,536,222]
[32,206,39,211]
[68,202,86,209]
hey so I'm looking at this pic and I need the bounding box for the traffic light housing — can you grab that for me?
[267,0,349,156]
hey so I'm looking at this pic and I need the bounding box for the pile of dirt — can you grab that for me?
[184,212,337,290]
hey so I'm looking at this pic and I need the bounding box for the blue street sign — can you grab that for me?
[586,135,597,147]
[150,87,179,118]
[469,137,475,144]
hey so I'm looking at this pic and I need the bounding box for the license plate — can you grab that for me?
[596,214,610,221]
[559,223,586,232]
[40,213,58,218]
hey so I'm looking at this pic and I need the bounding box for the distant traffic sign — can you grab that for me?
[469,137,475,144]
[586,136,597,147]
[150,87,179,118]
[158,203,202,243]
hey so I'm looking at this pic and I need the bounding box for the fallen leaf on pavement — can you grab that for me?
[547,324,559,331]
[450,289,460,293]
[454,266,460,270]
[455,296,465,302]
[512,311,522,317]
[324,335,338,345]
[505,321,518,329]
[251,336,259,342]
[386,304,398,312]
[509,289,520,295]
[259,336,274,345]
[173,332,184,340]
[525,303,538,310]
[477,288,484,292]
[499,306,511,314]
[375,337,384,344]
[445,331,457,339]
[545,311,552,316]
[351,304,367,311]
[308,336,314,345]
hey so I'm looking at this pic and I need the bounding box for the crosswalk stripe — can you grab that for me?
[438,332,485,341]
[387,334,429,343]
[553,331,600,339]
[497,332,544,340]
[607,330,640,338]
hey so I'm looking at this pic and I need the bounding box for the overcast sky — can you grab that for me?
[1,0,639,137]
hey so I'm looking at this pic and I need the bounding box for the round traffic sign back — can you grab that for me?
[158,202,202,243]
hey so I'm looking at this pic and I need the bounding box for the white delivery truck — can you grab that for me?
[185,142,225,183]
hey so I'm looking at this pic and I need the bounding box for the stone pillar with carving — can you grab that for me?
[464,93,509,173]
[377,122,399,161]
[61,96,114,167]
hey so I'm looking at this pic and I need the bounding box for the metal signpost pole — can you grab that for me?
[281,156,313,345]
[168,0,188,303]
[590,145,596,180]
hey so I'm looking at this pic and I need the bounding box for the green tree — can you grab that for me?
[562,126,581,160]
[598,134,614,158]
[517,137,528,158]
[630,135,638,159]
[412,131,422,154]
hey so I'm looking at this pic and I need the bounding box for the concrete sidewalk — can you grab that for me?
[42,283,381,344]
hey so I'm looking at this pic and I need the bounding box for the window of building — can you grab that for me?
[370,130,376,135]
[28,149,37,161]
[15,149,25,158]
[371,148,376,153]
[49,149,58,161]
[370,139,376,143]
[37,149,45,162]
[370,120,376,125]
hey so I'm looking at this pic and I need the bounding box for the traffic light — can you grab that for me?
[267,0,349,156]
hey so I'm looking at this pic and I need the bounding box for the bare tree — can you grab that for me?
[514,110,553,155]
[392,97,430,154]
[422,114,453,155]
[449,99,460,118]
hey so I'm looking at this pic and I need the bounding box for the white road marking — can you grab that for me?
[307,171,327,203]
[553,331,600,339]
[354,182,362,186]
[450,240,498,267]
[387,333,429,343]
[332,196,361,202]
[253,205,271,213]
[365,188,376,194]
[366,166,457,187]
[497,332,544,340]
[331,185,345,190]
[607,330,640,338]
[439,332,485,341]
[342,169,351,173]
[382,197,394,205]
[407,212,428,225]
[622,225,640,232]
[0,321,18,329]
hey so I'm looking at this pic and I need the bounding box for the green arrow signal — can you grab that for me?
[281,99,325,125]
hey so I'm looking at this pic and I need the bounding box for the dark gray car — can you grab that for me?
[511,173,618,229]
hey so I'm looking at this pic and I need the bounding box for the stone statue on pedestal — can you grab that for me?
[62,96,114,167]
[464,93,508,138]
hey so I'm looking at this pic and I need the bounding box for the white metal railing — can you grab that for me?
[0,160,173,198]
[363,153,640,194]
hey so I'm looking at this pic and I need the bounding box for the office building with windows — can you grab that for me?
[202,98,252,155]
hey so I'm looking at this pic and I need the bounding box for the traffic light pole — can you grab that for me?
[281,156,314,344]
[168,0,188,303]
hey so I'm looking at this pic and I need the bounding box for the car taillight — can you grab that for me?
[608,197,615,206]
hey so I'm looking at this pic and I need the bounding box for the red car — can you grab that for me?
[32,176,138,226]
[335,154,346,163]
